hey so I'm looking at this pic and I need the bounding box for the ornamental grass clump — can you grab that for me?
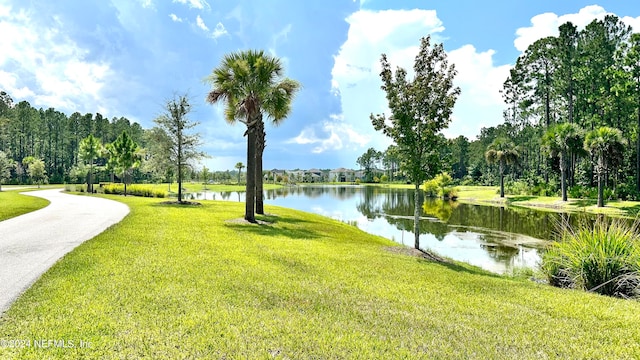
[542,217,640,298]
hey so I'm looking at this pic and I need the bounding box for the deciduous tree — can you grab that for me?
[153,95,205,203]
[371,35,460,251]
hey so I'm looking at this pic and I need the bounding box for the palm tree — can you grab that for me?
[485,137,519,198]
[79,134,103,193]
[541,123,584,201]
[235,162,244,184]
[205,50,300,222]
[584,126,624,207]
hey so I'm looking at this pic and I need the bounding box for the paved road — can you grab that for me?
[0,189,129,314]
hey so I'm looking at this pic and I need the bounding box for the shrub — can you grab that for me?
[568,185,598,199]
[542,218,640,299]
[380,174,388,183]
[64,184,87,193]
[615,183,640,201]
[423,172,457,199]
[422,178,438,197]
[102,183,166,198]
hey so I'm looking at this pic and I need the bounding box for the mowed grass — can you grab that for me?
[0,190,50,221]
[1,196,640,358]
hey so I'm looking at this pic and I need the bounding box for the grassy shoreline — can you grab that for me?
[1,194,639,358]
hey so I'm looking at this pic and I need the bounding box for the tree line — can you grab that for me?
[362,15,640,207]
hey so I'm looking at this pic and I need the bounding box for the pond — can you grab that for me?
[188,185,596,274]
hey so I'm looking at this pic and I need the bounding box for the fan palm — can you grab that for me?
[541,123,584,201]
[485,137,519,198]
[584,126,624,207]
[205,50,299,222]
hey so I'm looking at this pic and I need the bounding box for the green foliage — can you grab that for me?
[25,158,47,187]
[380,174,388,182]
[542,218,640,298]
[153,95,205,203]
[568,185,597,199]
[0,150,15,190]
[101,183,166,198]
[423,172,458,199]
[356,147,382,182]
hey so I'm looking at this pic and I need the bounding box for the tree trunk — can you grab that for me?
[636,97,640,193]
[413,183,420,249]
[245,125,257,223]
[256,118,265,215]
[499,162,505,198]
[560,153,567,202]
[597,155,604,208]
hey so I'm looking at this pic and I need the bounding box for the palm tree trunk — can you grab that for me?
[499,162,505,198]
[245,126,257,223]
[413,183,420,249]
[256,118,265,214]
[560,153,567,202]
[597,155,604,208]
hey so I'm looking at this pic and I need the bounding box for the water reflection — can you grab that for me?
[192,186,597,273]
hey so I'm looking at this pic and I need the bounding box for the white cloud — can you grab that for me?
[445,45,511,138]
[514,5,639,52]
[330,9,445,151]
[194,15,226,39]
[169,13,183,22]
[0,5,113,115]
[173,0,210,10]
[196,15,209,31]
[211,22,227,38]
[287,115,369,154]
[330,8,510,143]
[137,0,154,9]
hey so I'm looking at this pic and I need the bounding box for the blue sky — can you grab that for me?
[1,1,639,171]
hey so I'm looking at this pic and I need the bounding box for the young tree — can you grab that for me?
[584,126,624,207]
[357,147,382,182]
[541,123,584,201]
[111,131,140,196]
[371,35,461,250]
[205,50,300,222]
[79,134,103,193]
[201,165,211,189]
[485,137,519,198]
[235,162,244,184]
[153,95,205,203]
[143,127,174,190]
[27,158,47,188]
[0,150,15,191]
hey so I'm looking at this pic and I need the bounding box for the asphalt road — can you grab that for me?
[0,189,129,314]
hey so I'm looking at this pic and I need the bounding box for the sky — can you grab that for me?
[1,1,639,171]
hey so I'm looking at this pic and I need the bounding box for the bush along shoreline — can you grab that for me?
[542,217,640,299]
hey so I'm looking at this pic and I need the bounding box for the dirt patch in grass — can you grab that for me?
[225,217,273,225]
[383,246,446,263]
[159,200,202,206]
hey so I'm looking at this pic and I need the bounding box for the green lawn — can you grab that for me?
[0,190,50,222]
[1,195,639,359]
